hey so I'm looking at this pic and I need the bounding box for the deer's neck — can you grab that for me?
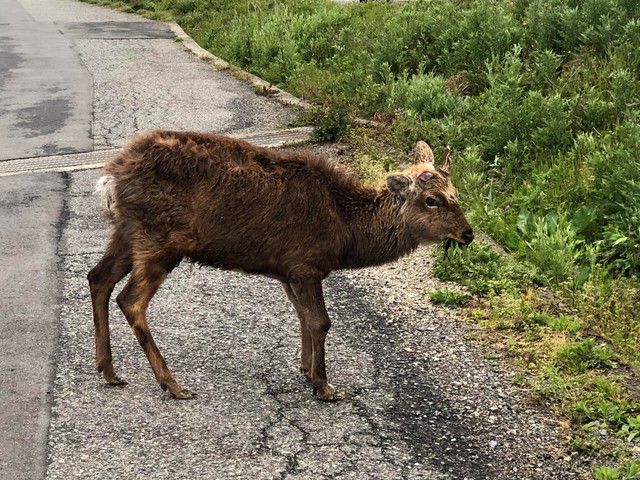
[340,189,418,269]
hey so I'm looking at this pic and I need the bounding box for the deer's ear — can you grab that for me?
[413,141,435,166]
[439,145,452,175]
[386,174,413,198]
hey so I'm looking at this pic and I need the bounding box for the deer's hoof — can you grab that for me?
[171,388,196,400]
[314,384,347,402]
[104,375,128,387]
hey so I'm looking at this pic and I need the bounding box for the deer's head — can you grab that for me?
[386,141,474,246]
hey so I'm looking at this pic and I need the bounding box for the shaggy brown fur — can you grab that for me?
[88,130,473,401]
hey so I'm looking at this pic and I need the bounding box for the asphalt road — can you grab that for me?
[0,173,65,479]
[0,0,588,479]
[0,0,293,478]
[0,0,92,159]
[0,0,295,159]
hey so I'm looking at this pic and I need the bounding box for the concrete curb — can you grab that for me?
[169,22,313,112]
[168,22,382,128]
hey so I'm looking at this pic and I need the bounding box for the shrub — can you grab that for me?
[390,73,462,121]
[587,120,640,274]
[621,414,640,442]
[556,338,617,372]
[524,0,636,55]
[519,213,581,285]
[310,105,352,142]
[434,243,539,295]
[522,311,583,334]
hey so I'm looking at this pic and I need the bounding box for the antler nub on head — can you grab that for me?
[440,146,452,175]
[413,141,435,167]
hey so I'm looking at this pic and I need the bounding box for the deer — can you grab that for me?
[88,130,473,401]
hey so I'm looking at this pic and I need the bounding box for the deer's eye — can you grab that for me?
[425,197,439,208]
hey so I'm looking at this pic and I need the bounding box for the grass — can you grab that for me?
[435,243,640,475]
[556,339,618,373]
[594,461,640,480]
[81,0,640,474]
[429,289,469,308]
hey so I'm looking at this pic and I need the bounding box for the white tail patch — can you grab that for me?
[95,175,117,211]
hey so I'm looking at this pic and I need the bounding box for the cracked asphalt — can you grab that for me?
[0,0,590,479]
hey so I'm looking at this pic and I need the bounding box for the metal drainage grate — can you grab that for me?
[56,21,175,40]
[0,127,313,177]
[229,126,313,147]
[0,149,118,177]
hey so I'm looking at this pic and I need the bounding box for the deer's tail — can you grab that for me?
[95,175,118,221]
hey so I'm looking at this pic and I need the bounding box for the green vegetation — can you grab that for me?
[81,0,640,473]
[429,289,468,307]
[435,242,639,470]
[433,243,540,295]
[594,461,640,480]
[556,339,618,373]
[308,105,352,142]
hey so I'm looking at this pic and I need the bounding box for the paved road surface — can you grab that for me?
[0,174,65,479]
[0,0,92,159]
[0,0,293,478]
[0,0,294,160]
[0,0,588,479]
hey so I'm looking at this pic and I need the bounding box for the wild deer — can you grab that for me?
[89,131,473,401]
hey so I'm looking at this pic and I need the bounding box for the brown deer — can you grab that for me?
[88,131,473,401]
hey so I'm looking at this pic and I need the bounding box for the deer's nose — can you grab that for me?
[462,229,474,245]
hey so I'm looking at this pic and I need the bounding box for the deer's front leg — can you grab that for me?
[289,280,346,402]
[282,282,312,380]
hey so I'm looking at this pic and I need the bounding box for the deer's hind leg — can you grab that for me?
[88,233,132,385]
[115,250,191,399]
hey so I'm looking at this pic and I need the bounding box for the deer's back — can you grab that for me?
[103,130,353,279]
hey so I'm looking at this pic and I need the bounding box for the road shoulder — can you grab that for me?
[0,173,67,480]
